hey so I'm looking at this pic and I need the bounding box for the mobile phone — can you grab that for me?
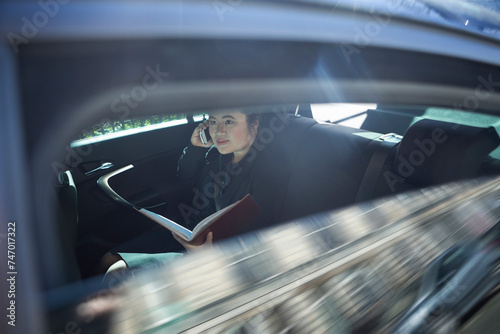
[200,127,212,145]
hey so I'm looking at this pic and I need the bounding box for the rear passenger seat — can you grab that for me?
[275,115,500,222]
[372,119,500,197]
[276,115,376,221]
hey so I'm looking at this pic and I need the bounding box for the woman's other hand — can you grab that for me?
[173,231,213,251]
[191,120,212,148]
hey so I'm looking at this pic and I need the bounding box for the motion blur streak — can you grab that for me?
[55,177,500,333]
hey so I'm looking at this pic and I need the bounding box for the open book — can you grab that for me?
[136,194,262,245]
[97,164,262,245]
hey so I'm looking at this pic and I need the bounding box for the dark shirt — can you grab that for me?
[177,140,288,234]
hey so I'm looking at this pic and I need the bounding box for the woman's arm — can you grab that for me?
[177,144,210,186]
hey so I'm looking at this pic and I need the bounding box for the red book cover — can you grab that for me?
[137,194,262,245]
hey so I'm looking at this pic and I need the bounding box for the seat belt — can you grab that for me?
[355,133,402,202]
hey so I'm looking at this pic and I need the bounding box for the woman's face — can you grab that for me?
[208,110,258,163]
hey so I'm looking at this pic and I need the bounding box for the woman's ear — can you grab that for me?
[252,118,259,136]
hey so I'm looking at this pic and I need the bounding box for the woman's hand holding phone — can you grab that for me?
[191,120,212,148]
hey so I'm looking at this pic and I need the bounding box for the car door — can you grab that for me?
[70,115,198,276]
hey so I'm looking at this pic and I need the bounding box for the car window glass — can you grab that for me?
[311,103,376,128]
[71,113,189,147]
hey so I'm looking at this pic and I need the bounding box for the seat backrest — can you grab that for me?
[277,117,500,223]
[374,119,500,196]
[278,121,374,221]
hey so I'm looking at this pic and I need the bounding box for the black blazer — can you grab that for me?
[177,140,289,234]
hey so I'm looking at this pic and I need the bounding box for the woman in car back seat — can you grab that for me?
[101,108,289,275]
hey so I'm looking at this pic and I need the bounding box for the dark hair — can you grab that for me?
[242,106,276,135]
[246,113,259,134]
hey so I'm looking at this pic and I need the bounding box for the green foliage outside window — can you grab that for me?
[75,114,188,140]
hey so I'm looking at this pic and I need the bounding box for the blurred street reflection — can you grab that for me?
[62,177,500,333]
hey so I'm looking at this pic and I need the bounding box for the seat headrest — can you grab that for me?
[394,119,500,186]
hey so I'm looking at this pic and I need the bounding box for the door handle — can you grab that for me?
[84,161,114,176]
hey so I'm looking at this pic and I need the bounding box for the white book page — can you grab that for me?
[137,208,193,241]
